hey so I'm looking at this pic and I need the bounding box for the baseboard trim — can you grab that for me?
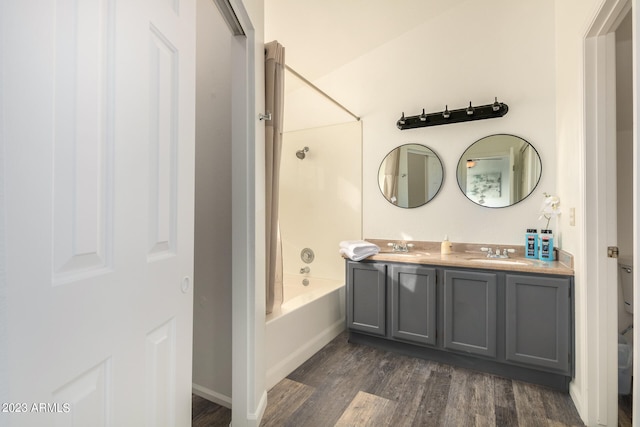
[192,383,232,408]
[252,390,268,425]
[266,318,345,390]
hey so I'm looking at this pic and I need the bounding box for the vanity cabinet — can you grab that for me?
[443,270,497,358]
[505,274,571,373]
[346,259,574,391]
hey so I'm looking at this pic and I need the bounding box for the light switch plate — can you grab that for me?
[569,207,576,226]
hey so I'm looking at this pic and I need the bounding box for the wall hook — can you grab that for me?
[396,99,509,130]
[466,102,474,116]
[259,111,272,121]
[492,97,501,112]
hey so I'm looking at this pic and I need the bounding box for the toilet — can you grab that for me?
[618,256,633,395]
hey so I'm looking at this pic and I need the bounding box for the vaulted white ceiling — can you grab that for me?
[265,0,470,82]
[264,0,471,130]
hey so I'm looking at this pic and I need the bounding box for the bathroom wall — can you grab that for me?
[279,121,362,281]
[192,0,233,405]
[309,0,556,245]
[555,0,618,423]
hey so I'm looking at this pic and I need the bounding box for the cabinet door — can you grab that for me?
[443,270,497,358]
[390,265,437,346]
[505,275,571,373]
[347,261,387,336]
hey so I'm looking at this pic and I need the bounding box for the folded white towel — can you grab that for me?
[338,240,380,261]
[339,240,378,252]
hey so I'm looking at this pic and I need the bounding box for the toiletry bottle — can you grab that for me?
[441,235,452,255]
[539,229,555,261]
[525,228,538,259]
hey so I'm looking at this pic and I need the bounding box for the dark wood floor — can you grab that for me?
[193,332,631,426]
[192,394,231,427]
[619,393,633,427]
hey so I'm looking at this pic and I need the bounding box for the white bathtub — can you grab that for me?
[265,274,346,390]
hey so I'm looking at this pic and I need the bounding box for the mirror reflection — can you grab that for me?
[378,144,444,208]
[457,134,541,208]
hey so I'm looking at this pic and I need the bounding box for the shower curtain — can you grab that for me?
[265,41,285,314]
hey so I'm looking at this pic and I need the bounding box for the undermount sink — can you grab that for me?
[470,258,531,266]
[382,251,430,257]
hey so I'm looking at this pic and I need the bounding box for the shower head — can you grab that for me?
[296,146,309,160]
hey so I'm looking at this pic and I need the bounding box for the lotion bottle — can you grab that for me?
[525,228,538,259]
[441,235,452,255]
[539,229,555,261]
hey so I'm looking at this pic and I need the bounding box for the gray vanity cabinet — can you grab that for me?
[346,261,387,336]
[505,274,571,373]
[389,265,437,345]
[443,269,498,358]
[346,259,574,391]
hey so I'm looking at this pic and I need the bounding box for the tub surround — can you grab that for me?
[363,238,574,276]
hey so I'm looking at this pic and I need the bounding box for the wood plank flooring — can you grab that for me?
[192,394,231,427]
[192,331,629,426]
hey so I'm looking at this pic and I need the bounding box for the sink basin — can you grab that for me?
[470,258,531,266]
[381,251,430,257]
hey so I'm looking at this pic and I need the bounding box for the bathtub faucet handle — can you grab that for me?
[300,266,310,274]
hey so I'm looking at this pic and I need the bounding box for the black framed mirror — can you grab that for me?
[378,144,444,208]
[456,134,542,208]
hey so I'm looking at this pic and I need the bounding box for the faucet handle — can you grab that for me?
[480,247,489,252]
[407,243,414,249]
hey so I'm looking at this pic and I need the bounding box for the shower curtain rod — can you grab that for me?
[285,65,361,122]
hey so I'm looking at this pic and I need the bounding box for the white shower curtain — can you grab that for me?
[265,41,285,315]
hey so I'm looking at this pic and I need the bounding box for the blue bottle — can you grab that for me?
[539,229,555,261]
[525,229,538,259]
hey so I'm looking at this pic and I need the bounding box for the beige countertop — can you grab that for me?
[358,239,574,276]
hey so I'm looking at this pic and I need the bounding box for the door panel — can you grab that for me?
[505,275,571,373]
[390,265,437,345]
[347,262,387,336]
[443,270,497,358]
[2,1,196,425]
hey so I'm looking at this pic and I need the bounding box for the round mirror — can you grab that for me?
[457,134,542,208]
[378,144,444,208]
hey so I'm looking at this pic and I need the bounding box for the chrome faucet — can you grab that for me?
[387,242,414,253]
[481,247,515,258]
[300,266,310,274]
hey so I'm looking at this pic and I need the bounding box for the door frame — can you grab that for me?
[224,1,267,425]
[584,0,635,425]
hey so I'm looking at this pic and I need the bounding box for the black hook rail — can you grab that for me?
[397,98,508,130]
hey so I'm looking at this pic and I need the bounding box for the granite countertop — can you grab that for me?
[360,239,574,276]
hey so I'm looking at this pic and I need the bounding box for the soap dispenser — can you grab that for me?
[441,235,453,255]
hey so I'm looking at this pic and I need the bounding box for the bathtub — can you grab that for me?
[265,274,346,390]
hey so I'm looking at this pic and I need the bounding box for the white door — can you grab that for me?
[1,1,196,426]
